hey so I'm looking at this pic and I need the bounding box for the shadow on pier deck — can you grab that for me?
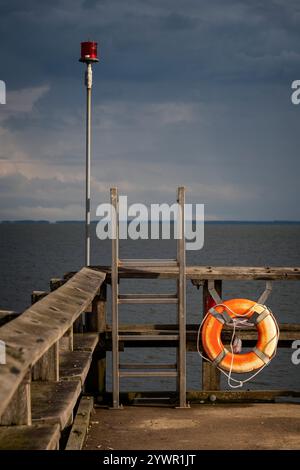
[85,403,300,450]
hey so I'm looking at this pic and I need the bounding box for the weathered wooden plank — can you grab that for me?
[0,370,31,425]
[0,267,106,419]
[31,380,81,429]
[60,351,92,386]
[186,390,300,403]
[74,333,105,394]
[65,396,94,450]
[105,323,300,350]
[73,333,99,352]
[106,323,300,337]
[102,389,300,405]
[92,265,300,280]
[0,424,60,450]
[113,339,296,350]
[115,340,296,350]
[187,266,300,280]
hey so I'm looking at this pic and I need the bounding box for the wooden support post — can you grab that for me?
[65,396,94,450]
[50,278,66,292]
[86,283,106,332]
[202,280,222,391]
[32,342,59,382]
[0,370,31,425]
[0,310,20,326]
[74,316,84,333]
[96,283,107,397]
[60,326,74,352]
[31,291,48,305]
[85,283,107,397]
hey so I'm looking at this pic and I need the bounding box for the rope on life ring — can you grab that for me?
[197,298,279,389]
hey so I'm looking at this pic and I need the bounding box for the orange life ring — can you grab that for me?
[201,298,278,374]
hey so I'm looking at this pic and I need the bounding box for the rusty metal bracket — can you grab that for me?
[208,280,223,304]
[191,279,204,290]
[257,281,272,305]
[192,279,272,306]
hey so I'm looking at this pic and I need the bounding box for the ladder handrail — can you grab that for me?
[110,187,187,408]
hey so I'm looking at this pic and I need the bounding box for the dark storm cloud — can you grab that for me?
[1,0,300,220]
[2,0,300,86]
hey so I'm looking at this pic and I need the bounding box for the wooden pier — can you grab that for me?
[0,262,300,449]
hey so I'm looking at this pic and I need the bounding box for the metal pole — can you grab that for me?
[111,187,120,408]
[177,186,187,407]
[85,63,92,266]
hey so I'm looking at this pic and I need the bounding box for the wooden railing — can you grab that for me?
[0,267,106,450]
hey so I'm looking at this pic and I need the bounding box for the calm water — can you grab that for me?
[0,222,300,392]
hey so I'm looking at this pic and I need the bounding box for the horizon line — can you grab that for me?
[1,219,300,224]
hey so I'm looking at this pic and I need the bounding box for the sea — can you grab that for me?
[0,222,299,393]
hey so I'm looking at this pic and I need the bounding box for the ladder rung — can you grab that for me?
[119,334,179,341]
[119,259,178,267]
[119,370,178,378]
[118,294,178,304]
[120,363,177,370]
[117,328,178,335]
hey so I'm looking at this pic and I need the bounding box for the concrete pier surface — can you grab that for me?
[85,403,300,450]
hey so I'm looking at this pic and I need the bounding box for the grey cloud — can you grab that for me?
[1,0,300,88]
[0,172,84,210]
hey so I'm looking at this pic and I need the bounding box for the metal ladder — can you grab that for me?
[111,187,187,408]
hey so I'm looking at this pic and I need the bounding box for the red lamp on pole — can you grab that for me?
[79,41,99,267]
[80,41,99,63]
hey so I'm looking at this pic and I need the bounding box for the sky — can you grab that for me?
[0,0,300,221]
